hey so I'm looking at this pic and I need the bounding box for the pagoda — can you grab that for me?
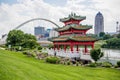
[51,13,97,55]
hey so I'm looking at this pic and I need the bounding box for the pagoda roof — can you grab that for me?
[55,24,92,31]
[52,35,97,42]
[60,13,86,22]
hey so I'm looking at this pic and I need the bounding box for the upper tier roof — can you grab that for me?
[60,13,86,22]
[55,24,92,31]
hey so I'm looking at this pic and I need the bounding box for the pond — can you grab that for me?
[100,48,120,65]
[102,48,120,58]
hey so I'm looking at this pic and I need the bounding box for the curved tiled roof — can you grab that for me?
[52,35,97,42]
[60,13,86,22]
[55,24,92,31]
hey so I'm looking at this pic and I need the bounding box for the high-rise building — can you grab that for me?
[94,12,104,35]
[34,26,45,35]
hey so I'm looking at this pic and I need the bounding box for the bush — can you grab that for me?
[46,56,60,64]
[23,51,28,55]
[101,62,112,68]
[88,63,97,67]
[38,46,42,50]
[117,61,120,67]
[76,62,79,66]
[114,65,118,68]
[67,61,71,65]
[96,62,102,66]
[23,51,35,57]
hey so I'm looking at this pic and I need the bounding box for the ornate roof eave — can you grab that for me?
[55,25,92,32]
[60,17,86,22]
[60,13,86,22]
[52,36,98,42]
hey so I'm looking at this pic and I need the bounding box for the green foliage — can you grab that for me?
[99,32,105,37]
[76,61,79,66]
[117,33,120,38]
[96,62,102,66]
[88,63,97,67]
[6,30,38,50]
[101,62,112,68]
[117,61,120,67]
[22,51,28,55]
[103,34,112,40]
[90,49,104,62]
[48,44,54,49]
[101,38,120,49]
[46,56,60,64]
[6,30,24,46]
[22,51,35,57]
[67,61,71,65]
[38,46,42,50]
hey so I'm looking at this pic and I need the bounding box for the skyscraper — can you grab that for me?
[94,12,104,35]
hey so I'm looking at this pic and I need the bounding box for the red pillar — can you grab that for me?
[64,45,67,51]
[85,45,87,53]
[92,44,94,49]
[76,45,79,51]
[70,44,73,52]
[54,45,56,50]
[58,45,60,50]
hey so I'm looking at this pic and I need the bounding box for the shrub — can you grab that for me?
[76,62,79,66]
[88,63,97,67]
[114,65,118,68]
[101,62,112,68]
[46,56,60,64]
[38,46,42,50]
[23,51,35,57]
[23,51,28,55]
[117,61,120,67]
[67,61,71,65]
[96,62,102,66]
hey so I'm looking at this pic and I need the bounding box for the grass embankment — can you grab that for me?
[94,40,106,49]
[0,49,120,80]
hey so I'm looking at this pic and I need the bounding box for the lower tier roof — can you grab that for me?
[51,35,97,42]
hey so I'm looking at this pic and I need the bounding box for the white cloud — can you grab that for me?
[0,0,120,38]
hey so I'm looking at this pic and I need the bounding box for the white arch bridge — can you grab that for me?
[0,18,60,45]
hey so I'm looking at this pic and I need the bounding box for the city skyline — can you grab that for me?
[0,0,120,38]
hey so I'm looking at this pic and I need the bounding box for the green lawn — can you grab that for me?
[0,49,120,80]
[94,40,106,49]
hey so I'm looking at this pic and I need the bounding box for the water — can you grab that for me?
[102,48,120,58]
[100,48,120,65]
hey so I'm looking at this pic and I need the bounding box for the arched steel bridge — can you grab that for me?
[0,18,60,45]
[14,18,60,30]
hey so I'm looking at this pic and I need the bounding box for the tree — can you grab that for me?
[22,33,38,49]
[6,30,38,49]
[99,32,105,37]
[117,33,120,38]
[6,30,24,46]
[90,49,104,63]
[103,34,112,40]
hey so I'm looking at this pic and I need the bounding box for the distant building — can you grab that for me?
[94,12,104,35]
[116,21,120,34]
[49,29,59,38]
[34,26,45,36]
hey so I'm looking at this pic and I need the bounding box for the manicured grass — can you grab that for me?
[0,49,120,80]
[95,40,106,49]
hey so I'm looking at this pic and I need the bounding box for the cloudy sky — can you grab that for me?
[0,0,120,38]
